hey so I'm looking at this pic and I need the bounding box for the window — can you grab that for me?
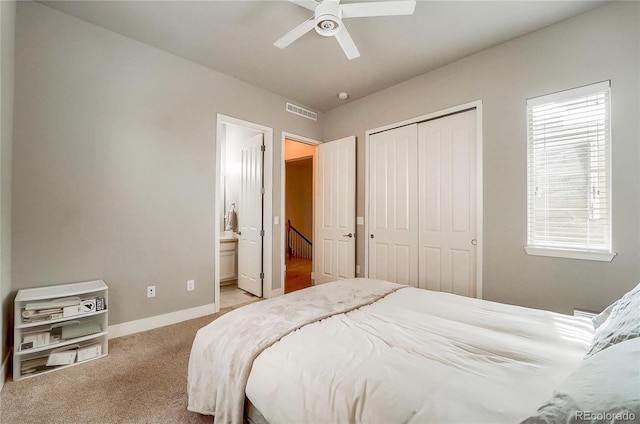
[525,81,615,261]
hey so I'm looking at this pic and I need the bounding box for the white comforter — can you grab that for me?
[188,278,404,422]
[246,286,594,423]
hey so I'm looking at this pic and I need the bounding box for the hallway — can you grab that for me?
[285,255,313,294]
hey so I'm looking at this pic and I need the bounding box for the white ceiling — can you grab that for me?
[38,0,610,112]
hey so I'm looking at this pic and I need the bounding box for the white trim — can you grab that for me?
[1,349,11,391]
[215,120,223,313]
[279,132,321,297]
[108,303,217,339]
[366,100,482,136]
[526,82,612,254]
[524,246,616,262]
[527,80,610,107]
[216,114,274,299]
[364,100,484,298]
[474,103,484,299]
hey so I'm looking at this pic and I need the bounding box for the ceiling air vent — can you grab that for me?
[286,102,317,121]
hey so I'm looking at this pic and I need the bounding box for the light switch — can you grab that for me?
[357,216,364,225]
[274,216,279,225]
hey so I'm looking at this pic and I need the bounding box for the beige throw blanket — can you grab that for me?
[187,278,405,423]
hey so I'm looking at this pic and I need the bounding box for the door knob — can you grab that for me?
[342,233,354,238]
[238,231,242,236]
[471,239,477,246]
[370,234,374,239]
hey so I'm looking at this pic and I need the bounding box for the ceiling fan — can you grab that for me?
[274,0,417,60]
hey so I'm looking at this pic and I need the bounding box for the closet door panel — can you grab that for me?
[368,125,419,287]
[423,133,441,233]
[422,246,442,291]
[452,249,472,296]
[418,110,477,296]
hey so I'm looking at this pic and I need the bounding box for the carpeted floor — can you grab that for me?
[0,300,259,424]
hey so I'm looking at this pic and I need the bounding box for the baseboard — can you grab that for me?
[108,303,217,339]
[1,349,11,392]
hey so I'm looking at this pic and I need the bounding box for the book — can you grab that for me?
[22,331,50,350]
[47,345,79,366]
[25,297,81,311]
[21,356,48,373]
[77,343,102,362]
[60,320,101,340]
[95,297,106,311]
[63,305,83,318]
[22,309,63,321]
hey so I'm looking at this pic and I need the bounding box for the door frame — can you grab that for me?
[215,114,273,311]
[363,100,484,298]
[278,132,321,297]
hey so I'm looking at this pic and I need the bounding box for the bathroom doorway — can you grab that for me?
[216,115,273,310]
[283,136,318,293]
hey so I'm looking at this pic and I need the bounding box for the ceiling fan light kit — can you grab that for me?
[315,1,342,36]
[274,0,417,60]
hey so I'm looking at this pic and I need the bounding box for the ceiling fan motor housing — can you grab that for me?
[315,0,342,37]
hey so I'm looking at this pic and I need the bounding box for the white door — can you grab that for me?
[368,125,419,287]
[238,133,264,297]
[418,110,477,296]
[315,136,356,284]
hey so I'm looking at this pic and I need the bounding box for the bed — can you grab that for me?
[187,278,640,424]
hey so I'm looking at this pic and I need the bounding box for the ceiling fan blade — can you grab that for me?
[274,17,316,49]
[341,0,416,18]
[288,0,319,12]
[334,25,360,60]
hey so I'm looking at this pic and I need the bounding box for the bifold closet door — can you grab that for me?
[368,125,419,287]
[418,110,477,297]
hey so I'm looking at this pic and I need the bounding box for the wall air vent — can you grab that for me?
[286,102,317,121]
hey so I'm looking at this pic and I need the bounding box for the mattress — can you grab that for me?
[245,285,594,423]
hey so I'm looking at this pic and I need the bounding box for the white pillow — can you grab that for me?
[587,282,640,357]
[521,338,640,424]
[591,302,617,330]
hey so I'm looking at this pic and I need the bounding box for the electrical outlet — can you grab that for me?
[356,265,360,274]
[187,280,195,292]
[147,285,156,298]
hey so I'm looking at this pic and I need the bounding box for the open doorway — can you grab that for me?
[216,115,273,310]
[283,136,318,293]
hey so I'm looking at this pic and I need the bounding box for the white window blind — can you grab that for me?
[526,81,614,261]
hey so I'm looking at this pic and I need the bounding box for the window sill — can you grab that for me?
[524,246,616,262]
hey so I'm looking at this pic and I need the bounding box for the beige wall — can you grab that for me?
[324,1,640,314]
[5,0,639,341]
[0,0,16,371]
[11,1,322,325]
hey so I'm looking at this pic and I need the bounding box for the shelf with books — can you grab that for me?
[15,331,108,356]
[13,280,109,380]
[16,309,107,330]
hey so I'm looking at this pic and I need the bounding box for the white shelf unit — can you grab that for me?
[13,280,108,380]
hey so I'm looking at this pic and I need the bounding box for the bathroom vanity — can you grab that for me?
[220,231,238,284]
